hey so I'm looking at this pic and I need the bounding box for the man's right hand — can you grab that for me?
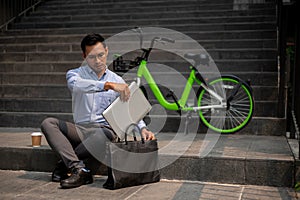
[104,82,130,102]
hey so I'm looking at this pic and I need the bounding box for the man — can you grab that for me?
[41,33,155,189]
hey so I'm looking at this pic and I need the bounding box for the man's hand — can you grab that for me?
[104,82,130,102]
[141,128,155,141]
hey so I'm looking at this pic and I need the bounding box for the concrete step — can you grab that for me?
[0,109,285,134]
[0,59,277,73]
[0,39,276,52]
[0,33,276,45]
[0,48,277,62]
[0,112,73,128]
[45,0,272,4]
[38,3,235,12]
[0,84,276,101]
[24,9,276,22]
[0,62,79,72]
[0,71,277,86]
[0,130,294,187]
[0,43,76,53]
[0,84,71,99]
[18,16,276,28]
[0,30,277,40]
[0,98,72,113]
[0,95,277,117]
[11,21,276,31]
[115,59,277,77]
[0,73,67,85]
[0,34,83,44]
[30,3,275,16]
[40,0,275,9]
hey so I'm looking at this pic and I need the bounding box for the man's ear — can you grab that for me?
[83,52,87,59]
[105,47,109,56]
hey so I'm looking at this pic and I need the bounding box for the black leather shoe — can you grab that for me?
[52,160,69,182]
[60,167,93,189]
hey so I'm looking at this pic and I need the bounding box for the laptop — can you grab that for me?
[102,81,152,141]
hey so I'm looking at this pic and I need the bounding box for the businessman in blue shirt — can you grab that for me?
[41,33,155,189]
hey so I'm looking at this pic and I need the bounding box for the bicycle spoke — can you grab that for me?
[228,108,246,124]
[229,109,241,122]
[231,102,250,107]
[231,108,250,115]
[231,94,249,104]
[227,113,236,129]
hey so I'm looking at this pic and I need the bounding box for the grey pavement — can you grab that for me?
[1,128,300,199]
[0,170,299,200]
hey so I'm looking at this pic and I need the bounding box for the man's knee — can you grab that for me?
[41,117,59,133]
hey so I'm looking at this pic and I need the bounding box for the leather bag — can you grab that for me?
[103,124,160,189]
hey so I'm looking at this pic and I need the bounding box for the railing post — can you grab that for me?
[277,0,288,119]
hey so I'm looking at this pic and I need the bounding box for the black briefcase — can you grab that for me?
[103,124,160,190]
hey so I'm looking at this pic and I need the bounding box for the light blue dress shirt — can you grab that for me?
[66,65,146,129]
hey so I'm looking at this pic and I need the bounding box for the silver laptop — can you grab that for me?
[103,82,152,141]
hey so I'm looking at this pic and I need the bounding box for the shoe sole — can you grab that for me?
[60,178,93,189]
[52,175,69,182]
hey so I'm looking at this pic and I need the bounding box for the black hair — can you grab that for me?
[80,33,106,54]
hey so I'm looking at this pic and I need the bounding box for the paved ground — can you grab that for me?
[1,128,300,199]
[0,170,299,200]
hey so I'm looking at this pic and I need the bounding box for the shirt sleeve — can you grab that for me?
[66,69,106,93]
[137,120,147,130]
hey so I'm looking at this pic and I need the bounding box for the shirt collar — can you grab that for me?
[86,65,108,80]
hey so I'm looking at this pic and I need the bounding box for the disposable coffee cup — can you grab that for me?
[31,132,42,147]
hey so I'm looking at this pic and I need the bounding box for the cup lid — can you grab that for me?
[31,132,42,136]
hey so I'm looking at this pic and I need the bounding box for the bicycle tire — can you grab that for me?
[197,75,254,133]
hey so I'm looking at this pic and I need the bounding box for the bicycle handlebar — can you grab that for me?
[131,27,175,61]
[160,37,175,43]
[150,36,175,48]
[132,27,175,48]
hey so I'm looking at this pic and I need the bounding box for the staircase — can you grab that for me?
[0,0,282,135]
[1,0,296,188]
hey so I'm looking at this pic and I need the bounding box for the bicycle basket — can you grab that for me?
[113,55,137,72]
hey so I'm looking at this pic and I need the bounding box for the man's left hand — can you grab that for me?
[141,128,155,141]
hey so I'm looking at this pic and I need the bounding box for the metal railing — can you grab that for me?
[0,0,43,31]
[277,0,300,158]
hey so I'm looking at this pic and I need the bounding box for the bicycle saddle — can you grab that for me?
[184,53,209,66]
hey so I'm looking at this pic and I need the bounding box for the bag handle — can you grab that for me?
[124,123,145,144]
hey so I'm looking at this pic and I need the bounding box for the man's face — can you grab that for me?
[84,42,108,76]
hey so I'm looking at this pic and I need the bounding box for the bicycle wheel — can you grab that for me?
[197,75,254,133]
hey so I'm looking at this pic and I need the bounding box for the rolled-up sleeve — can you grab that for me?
[66,69,106,93]
[137,120,147,130]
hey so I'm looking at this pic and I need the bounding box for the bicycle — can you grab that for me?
[112,29,254,134]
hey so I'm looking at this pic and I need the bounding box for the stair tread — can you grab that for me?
[0,38,276,43]
[0,48,278,53]
[34,3,276,10]
[27,9,276,18]
[13,21,277,26]
[20,15,276,23]
[0,29,276,36]
[0,130,292,160]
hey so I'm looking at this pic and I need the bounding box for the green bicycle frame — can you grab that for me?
[136,60,225,112]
